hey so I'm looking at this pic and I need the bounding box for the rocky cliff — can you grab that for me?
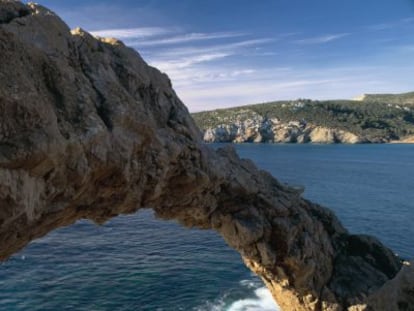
[201,112,361,144]
[193,99,414,144]
[0,1,413,310]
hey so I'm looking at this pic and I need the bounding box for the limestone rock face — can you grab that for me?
[201,117,362,144]
[393,135,414,143]
[0,2,412,310]
[309,127,336,143]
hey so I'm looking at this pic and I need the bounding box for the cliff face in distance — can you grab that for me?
[0,1,413,310]
[192,97,414,144]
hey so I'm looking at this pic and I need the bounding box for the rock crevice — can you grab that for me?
[0,2,412,310]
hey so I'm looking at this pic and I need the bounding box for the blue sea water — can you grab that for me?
[1,144,413,311]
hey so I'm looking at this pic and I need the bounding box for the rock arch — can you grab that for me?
[0,2,412,310]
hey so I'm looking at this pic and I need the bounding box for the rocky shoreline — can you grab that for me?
[202,120,363,144]
[199,118,413,144]
[192,97,414,144]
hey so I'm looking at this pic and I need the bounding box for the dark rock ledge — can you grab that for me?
[0,1,412,310]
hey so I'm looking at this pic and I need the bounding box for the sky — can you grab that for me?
[34,0,414,112]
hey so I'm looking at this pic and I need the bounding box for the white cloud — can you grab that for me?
[250,51,278,56]
[366,23,394,31]
[141,37,274,78]
[90,27,173,39]
[151,52,233,71]
[365,17,414,32]
[161,66,259,88]
[402,17,414,24]
[147,38,274,60]
[294,33,350,44]
[130,31,245,46]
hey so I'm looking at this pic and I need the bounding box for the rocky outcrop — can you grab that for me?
[392,135,414,144]
[193,98,414,144]
[201,116,362,144]
[0,2,413,310]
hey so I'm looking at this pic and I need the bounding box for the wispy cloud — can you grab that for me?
[294,33,350,44]
[367,23,395,31]
[251,51,278,57]
[158,65,261,88]
[90,27,173,39]
[142,37,274,79]
[402,17,414,24]
[366,17,414,31]
[151,52,233,71]
[130,31,245,46]
[151,38,274,58]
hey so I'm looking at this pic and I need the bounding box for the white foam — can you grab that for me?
[195,280,280,311]
[239,279,257,289]
[227,287,280,311]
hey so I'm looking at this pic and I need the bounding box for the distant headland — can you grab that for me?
[192,92,414,144]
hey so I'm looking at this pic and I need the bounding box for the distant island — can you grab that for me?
[192,92,414,144]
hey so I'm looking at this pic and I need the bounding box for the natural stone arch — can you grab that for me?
[3,209,266,310]
[0,2,412,310]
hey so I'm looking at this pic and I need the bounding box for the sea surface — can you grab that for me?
[1,144,413,311]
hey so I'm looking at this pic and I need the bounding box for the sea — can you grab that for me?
[1,144,413,311]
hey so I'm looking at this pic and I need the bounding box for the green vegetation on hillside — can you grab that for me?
[192,93,414,142]
[361,92,414,106]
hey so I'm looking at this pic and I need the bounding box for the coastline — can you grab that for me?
[390,136,414,144]
[203,140,414,144]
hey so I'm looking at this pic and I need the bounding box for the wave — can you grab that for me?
[195,279,279,311]
[226,287,279,311]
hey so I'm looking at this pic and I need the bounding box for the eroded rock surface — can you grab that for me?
[202,116,362,144]
[0,2,412,310]
[192,99,414,145]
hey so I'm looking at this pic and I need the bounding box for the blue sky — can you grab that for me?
[35,0,414,111]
